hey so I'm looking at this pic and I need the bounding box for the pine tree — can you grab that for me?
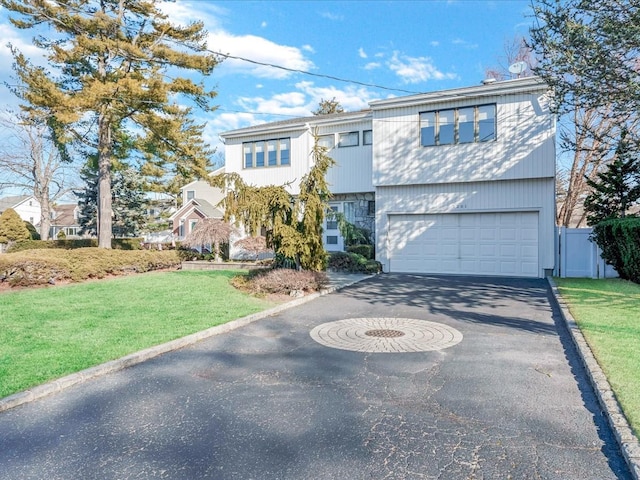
[584,130,640,225]
[0,208,31,243]
[76,166,148,237]
[2,0,219,248]
[313,98,345,116]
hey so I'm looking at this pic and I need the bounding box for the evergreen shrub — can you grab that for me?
[7,238,143,252]
[346,244,374,259]
[0,248,180,287]
[592,217,640,283]
[328,251,381,274]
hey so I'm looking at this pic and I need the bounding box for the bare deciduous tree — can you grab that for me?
[0,113,77,239]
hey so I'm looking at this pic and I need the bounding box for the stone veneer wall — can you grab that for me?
[331,192,375,244]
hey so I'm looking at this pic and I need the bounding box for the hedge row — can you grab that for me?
[0,248,180,287]
[327,251,381,274]
[592,217,640,284]
[7,238,144,252]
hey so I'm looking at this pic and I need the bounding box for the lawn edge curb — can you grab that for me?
[0,274,372,414]
[548,277,640,480]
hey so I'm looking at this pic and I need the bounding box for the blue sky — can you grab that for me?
[0,0,534,156]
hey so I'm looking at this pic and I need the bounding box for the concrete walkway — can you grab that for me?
[0,274,633,479]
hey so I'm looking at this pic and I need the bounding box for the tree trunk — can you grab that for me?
[97,111,113,248]
[39,194,51,241]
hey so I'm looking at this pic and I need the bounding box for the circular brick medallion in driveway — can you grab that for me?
[310,317,463,353]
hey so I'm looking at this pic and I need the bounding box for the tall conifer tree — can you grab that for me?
[2,0,218,247]
[584,129,640,225]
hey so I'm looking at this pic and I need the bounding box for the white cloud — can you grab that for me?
[364,62,381,70]
[158,1,226,29]
[320,11,344,21]
[294,81,380,113]
[217,81,381,126]
[208,31,314,79]
[261,21,267,28]
[430,41,440,47]
[358,48,367,59]
[452,38,479,49]
[0,23,47,63]
[388,51,457,84]
[302,44,315,53]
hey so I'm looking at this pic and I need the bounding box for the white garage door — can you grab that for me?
[389,212,539,277]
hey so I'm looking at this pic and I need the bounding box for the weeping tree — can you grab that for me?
[233,236,271,261]
[2,0,219,248]
[182,218,236,262]
[213,134,335,271]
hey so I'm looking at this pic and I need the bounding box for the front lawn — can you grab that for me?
[555,278,640,435]
[0,270,276,399]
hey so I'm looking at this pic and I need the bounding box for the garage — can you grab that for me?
[388,212,539,277]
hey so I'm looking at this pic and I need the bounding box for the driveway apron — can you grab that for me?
[0,274,632,479]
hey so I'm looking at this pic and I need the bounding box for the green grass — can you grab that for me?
[555,277,640,435]
[0,270,276,399]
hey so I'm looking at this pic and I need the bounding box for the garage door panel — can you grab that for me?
[389,212,539,277]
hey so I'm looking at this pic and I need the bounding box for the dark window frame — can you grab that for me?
[419,103,496,147]
[242,137,292,169]
[338,131,359,148]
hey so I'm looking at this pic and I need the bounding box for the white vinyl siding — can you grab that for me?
[374,90,554,186]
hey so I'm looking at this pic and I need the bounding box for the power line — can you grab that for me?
[207,49,422,96]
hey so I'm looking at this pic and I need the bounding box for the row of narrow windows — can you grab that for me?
[241,103,497,169]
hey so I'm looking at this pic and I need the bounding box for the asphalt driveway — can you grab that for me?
[0,274,632,479]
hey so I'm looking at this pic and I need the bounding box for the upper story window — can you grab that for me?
[338,131,359,148]
[420,104,496,147]
[186,190,195,200]
[244,138,290,168]
[317,134,335,150]
[363,130,373,145]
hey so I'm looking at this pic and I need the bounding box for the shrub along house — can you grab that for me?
[219,77,556,278]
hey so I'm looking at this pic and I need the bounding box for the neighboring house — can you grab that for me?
[50,204,82,238]
[220,77,556,278]
[170,168,226,240]
[0,195,41,228]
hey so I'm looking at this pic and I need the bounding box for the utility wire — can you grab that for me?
[206,49,422,96]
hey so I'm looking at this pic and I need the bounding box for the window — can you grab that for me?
[318,134,335,150]
[255,142,265,167]
[438,109,455,145]
[326,235,338,245]
[338,131,359,147]
[420,112,436,147]
[279,138,290,165]
[420,104,496,147]
[189,220,198,233]
[343,202,355,223]
[186,190,195,200]
[243,138,290,168]
[457,107,475,144]
[267,140,277,166]
[478,104,496,142]
[363,130,373,145]
[367,200,375,216]
[326,206,339,230]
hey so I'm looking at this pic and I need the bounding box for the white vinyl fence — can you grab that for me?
[555,227,618,278]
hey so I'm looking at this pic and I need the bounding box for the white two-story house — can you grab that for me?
[220,77,556,278]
